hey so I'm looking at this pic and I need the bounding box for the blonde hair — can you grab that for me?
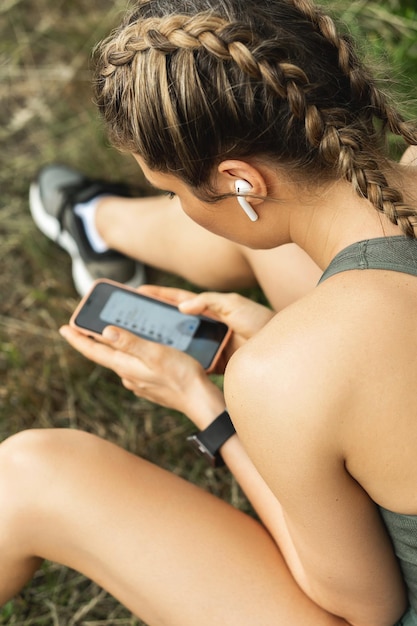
[94,0,417,235]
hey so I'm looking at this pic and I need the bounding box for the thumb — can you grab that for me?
[178,292,233,322]
[102,325,153,357]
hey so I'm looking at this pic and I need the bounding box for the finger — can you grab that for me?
[180,293,275,341]
[178,291,242,320]
[137,284,198,305]
[121,377,138,392]
[101,325,175,366]
[61,325,155,384]
[59,325,121,367]
[60,325,149,373]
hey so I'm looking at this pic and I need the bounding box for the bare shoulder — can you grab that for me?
[400,144,417,165]
[224,284,352,501]
[226,274,365,436]
[225,268,417,505]
[226,268,417,421]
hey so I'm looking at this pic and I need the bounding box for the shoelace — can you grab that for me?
[56,178,145,234]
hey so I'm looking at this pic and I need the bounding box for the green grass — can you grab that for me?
[1,0,416,624]
[0,3,250,622]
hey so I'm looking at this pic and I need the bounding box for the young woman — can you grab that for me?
[3,1,417,624]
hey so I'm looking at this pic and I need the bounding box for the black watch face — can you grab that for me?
[187,435,217,466]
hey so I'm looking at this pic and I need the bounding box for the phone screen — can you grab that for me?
[71,281,230,371]
[100,290,200,351]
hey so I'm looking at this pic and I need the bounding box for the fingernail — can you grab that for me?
[179,299,194,311]
[103,327,119,342]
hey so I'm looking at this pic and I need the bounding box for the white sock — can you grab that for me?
[74,196,109,253]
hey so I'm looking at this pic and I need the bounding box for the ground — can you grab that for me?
[0,1,247,623]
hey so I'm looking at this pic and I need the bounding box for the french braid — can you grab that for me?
[289,0,417,235]
[95,0,417,235]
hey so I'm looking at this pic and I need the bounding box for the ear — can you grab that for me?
[217,160,267,205]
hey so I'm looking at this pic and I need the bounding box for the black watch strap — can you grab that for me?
[187,410,236,467]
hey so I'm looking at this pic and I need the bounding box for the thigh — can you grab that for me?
[2,428,348,626]
[99,195,321,305]
[241,244,322,311]
[99,195,256,291]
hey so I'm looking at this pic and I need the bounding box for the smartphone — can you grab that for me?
[69,279,231,372]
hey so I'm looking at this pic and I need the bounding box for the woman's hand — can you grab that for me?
[137,285,275,371]
[59,284,273,422]
[59,323,225,429]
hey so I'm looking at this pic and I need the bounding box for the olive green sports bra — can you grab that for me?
[318,235,417,284]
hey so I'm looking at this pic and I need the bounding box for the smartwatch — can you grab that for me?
[187,410,236,467]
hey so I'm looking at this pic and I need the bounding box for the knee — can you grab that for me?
[0,427,56,463]
[0,427,110,488]
[0,430,55,531]
[0,428,87,501]
[0,429,56,492]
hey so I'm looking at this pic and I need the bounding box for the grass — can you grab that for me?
[0,2,250,623]
[0,0,416,624]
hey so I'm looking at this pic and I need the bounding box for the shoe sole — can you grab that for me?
[29,182,146,296]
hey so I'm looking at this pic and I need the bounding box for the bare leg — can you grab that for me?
[96,195,256,292]
[243,244,322,312]
[95,195,321,310]
[0,429,348,626]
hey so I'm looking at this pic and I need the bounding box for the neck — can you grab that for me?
[288,163,416,271]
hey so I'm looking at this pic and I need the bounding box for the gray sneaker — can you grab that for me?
[29,164,146,296]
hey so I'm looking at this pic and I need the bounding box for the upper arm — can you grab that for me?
[224,309,407,625]
[271,440,404,624]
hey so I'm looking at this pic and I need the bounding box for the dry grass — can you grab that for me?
[1,0,416,624]
[0,1,249,623]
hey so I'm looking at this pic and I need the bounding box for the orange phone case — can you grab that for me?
[69,278,231,373]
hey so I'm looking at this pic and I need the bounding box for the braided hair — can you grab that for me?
[94,0,417,236]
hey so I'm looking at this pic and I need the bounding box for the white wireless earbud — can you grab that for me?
[234,179,258,222]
